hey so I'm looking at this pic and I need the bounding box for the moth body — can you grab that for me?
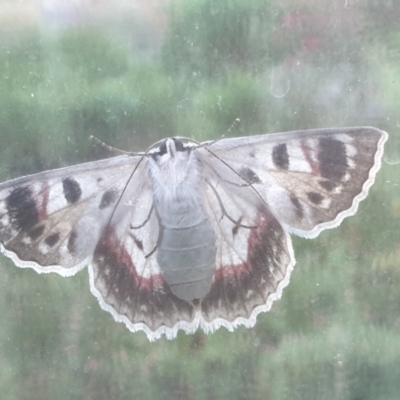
[149,138,217,301]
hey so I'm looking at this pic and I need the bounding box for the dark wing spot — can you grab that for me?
[318,137,347,180]
[45,232,60,247]
[238,167,261,184]
[6,186,39,231]
[28,225,45,240]
[68,231,77,253]
[63,178,82,204]
[307,192,324,205]
[319,180,337,192]
[99,189,118,209]
[290,196,304,219]
[272,143,289,170]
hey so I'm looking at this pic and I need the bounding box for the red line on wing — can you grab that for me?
[213,207,274,281]
[99,227,166,292]
[38,182,50,220]
[213,261,251,281]
[301,139,320,175]
[201,206,280,312]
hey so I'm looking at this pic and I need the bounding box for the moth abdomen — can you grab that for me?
[157,217,217,302]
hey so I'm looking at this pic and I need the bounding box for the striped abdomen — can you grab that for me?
[157,216,216,302]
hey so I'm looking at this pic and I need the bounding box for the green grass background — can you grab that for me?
[0,0,399,399]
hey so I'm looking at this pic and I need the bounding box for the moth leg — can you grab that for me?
[206,163,251,188]
[143,206,163,259]
[130,204,154,229]
[206,180,256,229]
[127,201,162,258]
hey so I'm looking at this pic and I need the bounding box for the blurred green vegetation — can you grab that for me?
[0,0,400,399]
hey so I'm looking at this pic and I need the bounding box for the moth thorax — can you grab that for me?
[150,147,202,198]
[156,169,205,229]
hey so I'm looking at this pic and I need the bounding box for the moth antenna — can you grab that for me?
[198,119,241,150]
[89,135,144,156]
[227,118,241,134]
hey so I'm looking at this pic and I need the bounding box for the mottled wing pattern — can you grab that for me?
[0,155,142,275]
[192,126,387,331]
[0,153,198,339]
[89,162,197,338]
[205,127,387,237]
[199,163,294,331]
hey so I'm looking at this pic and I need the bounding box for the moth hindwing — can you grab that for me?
[0,127,388,341]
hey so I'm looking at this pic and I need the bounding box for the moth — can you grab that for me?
[0,127,387,341]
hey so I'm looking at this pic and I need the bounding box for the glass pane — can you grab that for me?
[0,1,398,399]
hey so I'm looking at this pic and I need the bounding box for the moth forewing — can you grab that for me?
[0,155,142,275]
[206,127,388,238]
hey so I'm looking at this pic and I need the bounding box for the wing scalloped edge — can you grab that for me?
[286,128,388,239]
[0,242,90,277]
[88,231,296,342]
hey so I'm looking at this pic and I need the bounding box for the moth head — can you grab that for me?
[151,138,191,165]
[148,138,197,189]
